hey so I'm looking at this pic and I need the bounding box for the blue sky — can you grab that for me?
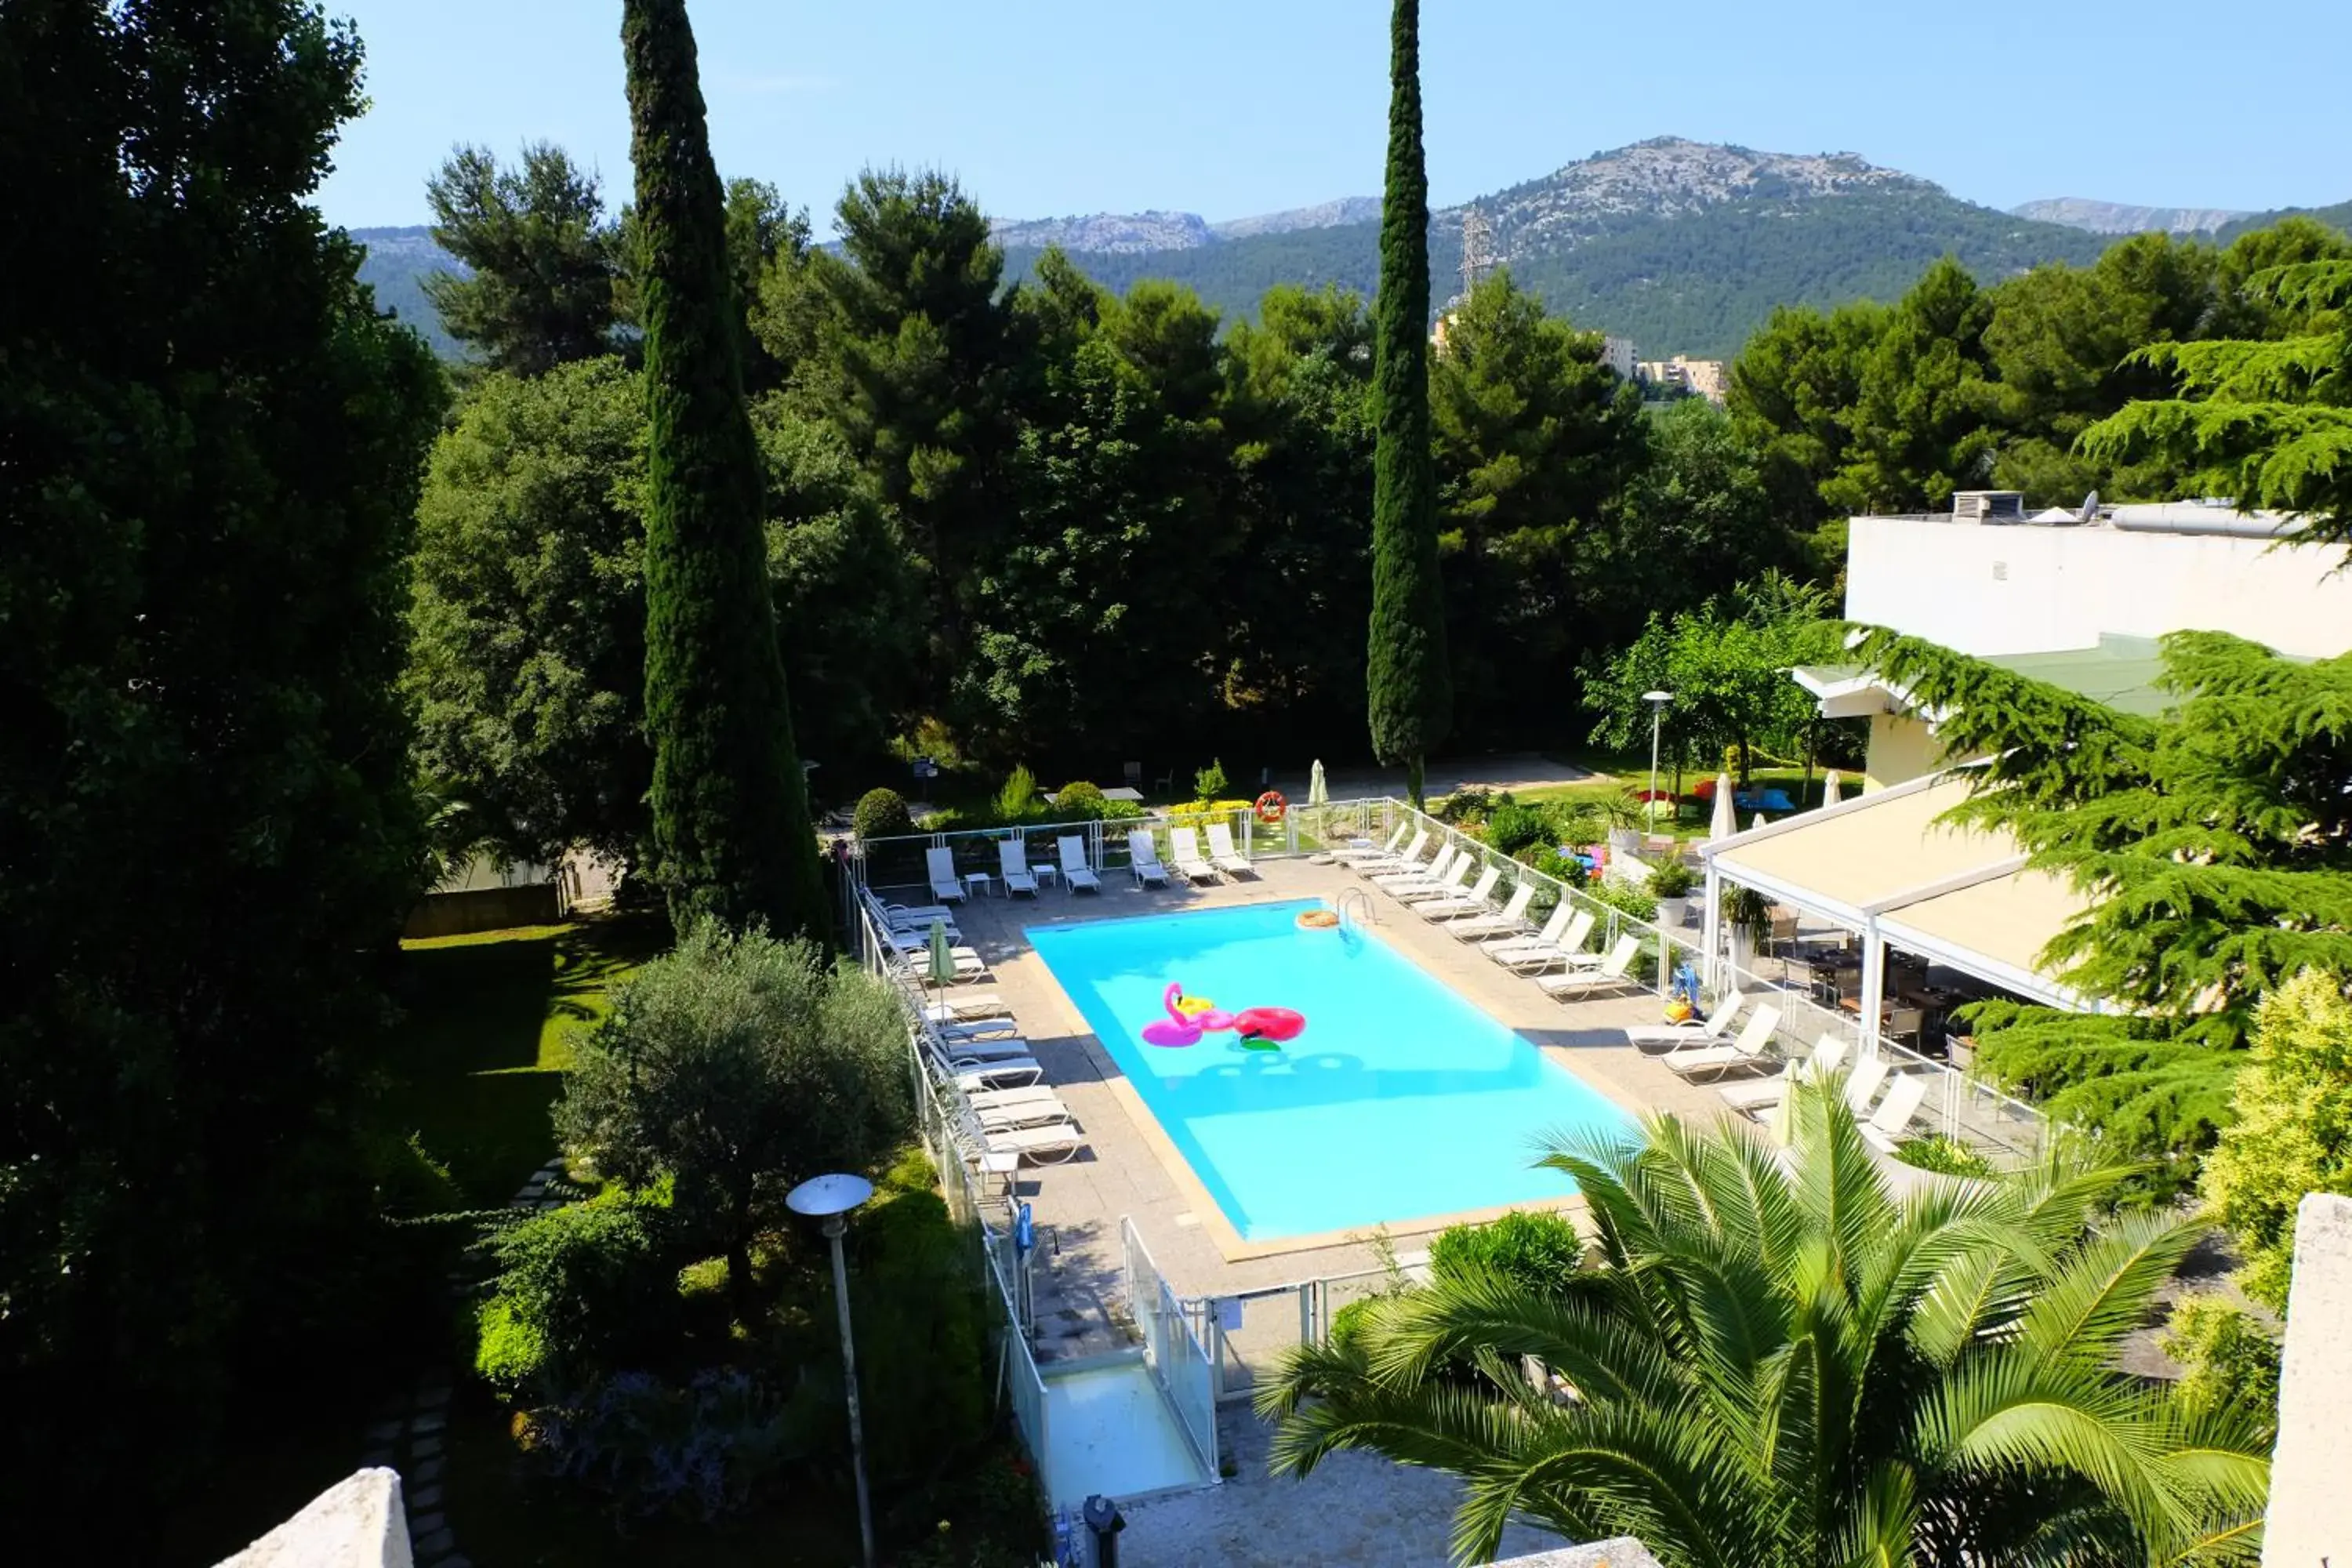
[318,0,2350,231]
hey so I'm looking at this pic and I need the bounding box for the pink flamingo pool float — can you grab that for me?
[1140,982,1306,1051]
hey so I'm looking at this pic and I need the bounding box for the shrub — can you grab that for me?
[1485,802,1552,858]
[531,1367,829,1523]
[1328,1295,1379,1352]
[1723,884,1773,932]
[473,1199,680,1395]
[1647,859,1695,899]
[1429,1209,1585,1294]
[848,1164,989,1486]
[1589,878,1657,924]
[993,764,1041,823]
[1193,757,1231,801]
[2161,1294,2281,1417]
[1893,1134,1995,1178]
[916,808,969,833]
[1051,780,1107,820]
[1514,840,1588,890]
[1436,785,1496,825]
[1100,797,1146,822]
[852,787,915,840]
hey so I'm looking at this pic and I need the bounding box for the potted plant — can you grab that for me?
[1723,884,1772,976]
[1648,858,1695,928]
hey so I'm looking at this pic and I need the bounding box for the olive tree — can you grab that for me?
[556,920,910,1317]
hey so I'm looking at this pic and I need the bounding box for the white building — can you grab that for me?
[1599,335,1637,380]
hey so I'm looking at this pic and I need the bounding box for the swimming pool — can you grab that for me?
[1026,900,1631,1240]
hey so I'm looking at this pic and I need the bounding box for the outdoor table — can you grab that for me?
[1033,862,1060,891]
[964,870,994,900]
[980,1149,1021,1203]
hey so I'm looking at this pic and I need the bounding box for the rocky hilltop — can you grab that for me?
[1211,195,1380,241]
[1443,136,1936,251]
[987,209,1214,254]
[2010,197,2246,235]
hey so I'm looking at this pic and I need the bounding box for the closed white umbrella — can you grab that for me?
[1820,770,1843,809]
[1708,773,1737,842]
[1752,811,1768,832]
[1308,759,1327,807]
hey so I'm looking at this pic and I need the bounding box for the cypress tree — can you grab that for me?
[1366,0,1452,806]
[622,0,827,938]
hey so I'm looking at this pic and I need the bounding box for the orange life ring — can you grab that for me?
[1254,789,1287,825]
[1297,909,1340,929]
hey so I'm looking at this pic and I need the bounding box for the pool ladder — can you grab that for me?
[1335,888,1375,930]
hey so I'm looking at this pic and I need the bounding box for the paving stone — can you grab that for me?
[410,1435,444,1461]
[408,1457,445,1485]
[417,1381,452,1408]
[365,1419,403,1443]
[407,1483,445,1512]
[408,1511,446,1537]
[411,1410,447,1436]
[414,1526,456,1557]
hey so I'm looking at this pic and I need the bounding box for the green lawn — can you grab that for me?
[383,915,666,1206]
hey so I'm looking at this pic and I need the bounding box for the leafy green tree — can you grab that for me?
[1222,284,1377,757]
[1978,234,2219,503]
[622,0,827,938]
[1613,396,1798,612]
[2199,969,2352,1310]
[556,921,909,1319]
[0,0,443,1533]
[425,141,619,373]
[1849,626,2352,1175]
[1261,1085,2271,1568]
[1728,297,1886,524]
[788,169,1029,699]
[1366,0,1451,806]
[962,271,1236,760]
[1586,575,1842,783]
[1428,271,1649,740]
[408,358,654,866]
[1826,256,1997,513]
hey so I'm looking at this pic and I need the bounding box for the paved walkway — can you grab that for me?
[1118,1403,1566,1567]
[1267,753,1606,804]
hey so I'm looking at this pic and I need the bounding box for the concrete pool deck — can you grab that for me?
[912,858,1731,1303]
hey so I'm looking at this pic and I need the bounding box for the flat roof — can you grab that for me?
[1794,633,2177,719]
[1876,868,2087,985]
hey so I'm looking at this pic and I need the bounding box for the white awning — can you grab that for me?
[1699,770,2087,1007]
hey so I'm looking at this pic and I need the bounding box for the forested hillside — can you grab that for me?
[2217,198,2352,243]
[352,224,460,355]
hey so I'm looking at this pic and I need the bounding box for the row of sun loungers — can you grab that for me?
[920,826,1256,902]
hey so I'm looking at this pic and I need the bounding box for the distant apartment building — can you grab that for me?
[1795,495,2352,789]
[1634,354,1729,404]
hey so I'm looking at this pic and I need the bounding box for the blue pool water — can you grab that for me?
[1026,900,1631,1240]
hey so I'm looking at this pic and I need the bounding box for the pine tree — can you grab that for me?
[1364,0,1450,806]
[1849,626,2352,1182]
[2080,256,2352,546]
[622,0,826,939]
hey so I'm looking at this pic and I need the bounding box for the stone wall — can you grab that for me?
[216,1468,411,1568]
[2265,1192,2352,1568]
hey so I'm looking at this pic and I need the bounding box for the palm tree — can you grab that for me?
[1259,1083,2270,1568]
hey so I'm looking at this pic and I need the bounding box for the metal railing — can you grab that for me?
[849,804,1318,902]
[1120,1218,1221,1477]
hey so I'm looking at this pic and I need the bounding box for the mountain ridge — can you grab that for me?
[2009,197,2245,235]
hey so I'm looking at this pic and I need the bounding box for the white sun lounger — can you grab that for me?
[922,992,1009,1025]
[1374,845,1461,895]
[1450,884,1535,939]
[935,1015,1018,1041]
[926,846,967,904]
[1169,827,1219,884]
[1058,835,1102,893]
[1330,822,1410,864]
[927,1044,1041,1089]
[894,947,991,982]
[965,1114,1084,1165]
[1626,989,1745,1049]
[1491,908,1597,971]
[974,1097,1077,1131]
[1348,827,1430,875]
[933,1029,1031,1061]
[1127,829,1171,887]
[1859,1073,1932,1153]
[998,838,1039,897]
[1385,856,1472,906]
[1481,904,1575,962]
[964,1083,1065,1113]
[1660,1003,1782,1080]
[1841,1056,1892,1117]
[1411,864,1501,919]
[869,891,961,930]
[1720,1035,1849,1115]
[875,921,965,953]
[1204,822,1255,877]
[1535,933,1645,1000]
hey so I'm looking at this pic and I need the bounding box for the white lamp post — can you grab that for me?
[1642,691,1673,832]
[788,1172,877,1568]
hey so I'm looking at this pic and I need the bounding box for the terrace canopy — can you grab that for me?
[1697,770,2092,1047]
